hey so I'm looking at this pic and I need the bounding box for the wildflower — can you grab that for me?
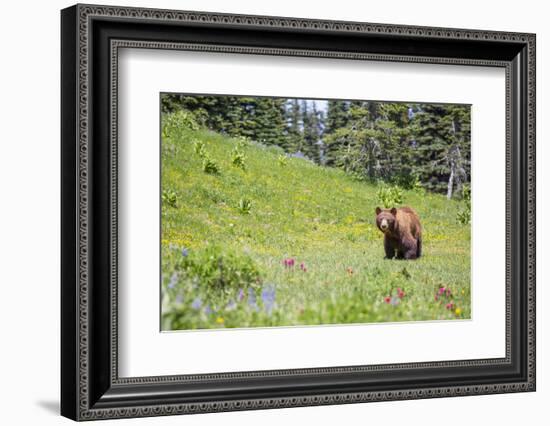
[248,287,256,303]
[439,287,446,295]
[191,297,202,310]
[216,317,225,325]
[226,300,237,311]
[168,273,178,289]
[446,288,452,297]
[397,288,405,299]
[384,296,391,304]
[261,284,276,314]
[300,262,307,272]
[181,247,189,257]
[390,297,400,306]
[237,288,245,301]
[175,294,184,304]
[445,302,454,310]
[248,288,259,311]
[283,258,295,268]
[204,305,212,315]
[455,307,462,316]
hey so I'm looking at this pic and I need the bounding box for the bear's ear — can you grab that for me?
[390,207,397,216]
[375,207,382,215]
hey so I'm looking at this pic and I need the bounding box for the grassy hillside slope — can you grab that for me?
[161,126,471,330]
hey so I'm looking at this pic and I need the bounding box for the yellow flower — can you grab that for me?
[216,317,225,324]
[455,308,462,316]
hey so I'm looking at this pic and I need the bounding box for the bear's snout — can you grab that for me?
[380,219,389,231]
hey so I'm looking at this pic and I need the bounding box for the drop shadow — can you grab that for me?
[36,400,59,415]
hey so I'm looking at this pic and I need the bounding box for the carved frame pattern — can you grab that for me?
[61,3,536,421]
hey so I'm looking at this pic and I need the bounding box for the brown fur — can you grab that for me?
[375,206,422,260]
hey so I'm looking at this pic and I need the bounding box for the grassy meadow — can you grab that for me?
[161,125,471,330]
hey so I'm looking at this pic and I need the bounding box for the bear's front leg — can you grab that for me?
[400,237,418,260]
[403,240,418,260]
[384,236,396,259]
[403,249,417,260]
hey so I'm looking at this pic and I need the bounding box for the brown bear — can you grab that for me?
[375,206,422,260]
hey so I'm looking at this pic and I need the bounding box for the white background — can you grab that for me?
[119,49,505,377]
[0,0,547,425]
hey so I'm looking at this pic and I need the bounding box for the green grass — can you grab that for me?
[161,127,471,330]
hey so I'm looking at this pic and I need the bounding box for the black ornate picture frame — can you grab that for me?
[61,3,536,421]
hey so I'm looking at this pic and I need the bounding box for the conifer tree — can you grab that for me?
[301,101,323,163]
[411,104,470,196]
[285,99,303,153]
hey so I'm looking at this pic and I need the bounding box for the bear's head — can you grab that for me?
[375,207,397,234]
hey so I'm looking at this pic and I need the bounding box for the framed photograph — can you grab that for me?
[61,3,536,421]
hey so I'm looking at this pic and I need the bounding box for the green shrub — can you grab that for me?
[162,188,178,208]
[391,173,421,191]
[193,139,206,157]
[162,110,199,139]
[202,155,220,174]
[237,135,251,145]
[237,197,252,214]
[456,185,471,225]
[377,183,403,208]
[180,246,261,295]
[231,143,247,170]
[232,150,246,170]
[392,174,424,194]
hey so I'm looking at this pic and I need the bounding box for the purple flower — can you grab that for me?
[175,294,184,304]
[261,284,276,314]
[191,297,202,310]
[248,288,259,311]
[168,273,178,289]
[237,288,245,301]
[248,288,256,304]
[300,262,307,272]
[204,305,212,315]
[181,247,189,257]
[226,300,237,311]
[390,296,400,306]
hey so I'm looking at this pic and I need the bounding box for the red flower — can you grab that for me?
[397,288,405,299]
[282,258,295,268]
[384,296,391,304]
